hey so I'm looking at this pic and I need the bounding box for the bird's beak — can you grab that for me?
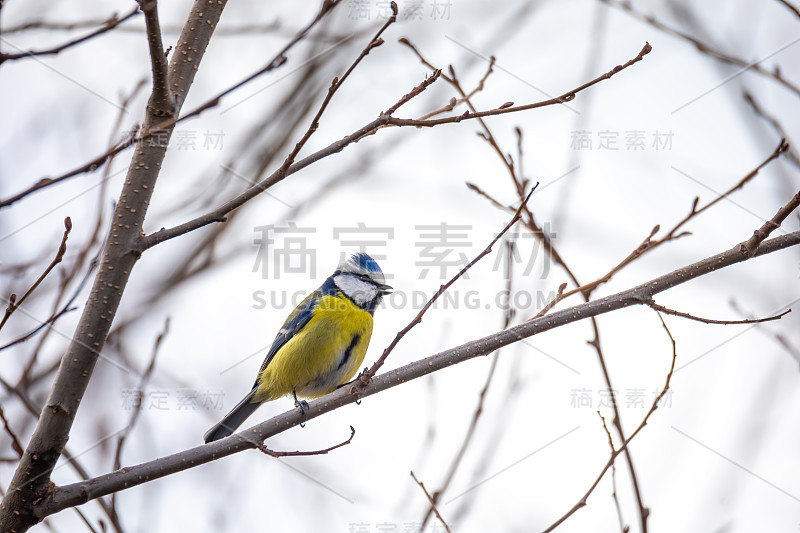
[378,283,393,296]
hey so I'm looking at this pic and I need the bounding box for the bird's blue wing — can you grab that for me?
[253,290,319,385]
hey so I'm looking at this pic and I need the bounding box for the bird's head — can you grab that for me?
[333,253,392,311]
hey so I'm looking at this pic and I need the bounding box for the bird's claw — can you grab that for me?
[293,391,309,427]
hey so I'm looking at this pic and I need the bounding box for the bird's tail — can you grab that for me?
[203,387,260,443]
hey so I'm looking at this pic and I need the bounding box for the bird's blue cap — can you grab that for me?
[341,252,387,286]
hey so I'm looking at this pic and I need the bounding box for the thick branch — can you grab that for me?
[138,0,173,117]
[44,230,800,515]
[0,0,228,530]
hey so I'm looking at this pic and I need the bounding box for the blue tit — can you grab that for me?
[204,252,391,443]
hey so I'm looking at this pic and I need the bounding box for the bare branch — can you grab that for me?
[141,42,650,250]
[411,471,452,533]
[541,311,677,532]
[528,138,790,320]
[137,0,173,117]
[0,7,140,63]
[665,140,790,242]
[0,217,72,333]
[432,39,651,528]
[775,0,800,19]
[600,0,800,98]
[251,426,355,458]
[741,188,800,255]
[0,1,342,210]
[360,187,535,383]
[111,319,170,473]
[646,300,790,325]
[275,2,399,178]
[0,0,230,528]
[42,227,800,516]
[0,376,125,533]
[0,404,24,457]
[421,239,517,529]
[743,93,800,168]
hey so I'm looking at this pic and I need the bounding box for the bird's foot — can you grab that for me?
[293,391,309,427]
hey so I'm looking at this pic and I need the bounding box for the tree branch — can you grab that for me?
[0,6,140,63]
[0,217,72,333]
[0,0,229,529]
[140,42,651,250]
[137,0,173,117]
[541,311,678,532]
[360,188,534,382]
[42,228,800,517]
[599,0,800,98]
[645,300,790,325]
[251,426,355,458]
[411,471,452,533]
[775,0,800,19]
[0,1,342,210]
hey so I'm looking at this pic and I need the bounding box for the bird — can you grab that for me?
[203,252,392,443]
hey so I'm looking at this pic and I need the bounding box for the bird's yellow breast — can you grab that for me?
[253,293,374,402]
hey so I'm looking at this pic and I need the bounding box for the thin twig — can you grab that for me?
[741,188,800,255]
[0,217,72,333]
[411,471,452,533]
[359,187,535,384]
[421,239,517,528]
[532,225,661,319]
[730,299,800,367]
[435,40,652,527]
[665,140,790,243]
[743,93,800,168]
[527,138,790,320]
[598,412,628,533]
[646,300,790,325]
[0,254,98,353]
[775,0,800,18]
[273,2,399,178]
[0,404,24,456]
[541,312,677,532]
[599,0,800,98]
[0,1,342,210]
[110,318,170,514]
[0,6,140,63]
[251,426,355,457]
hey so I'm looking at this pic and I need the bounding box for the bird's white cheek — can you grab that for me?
[333,274,378,306]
